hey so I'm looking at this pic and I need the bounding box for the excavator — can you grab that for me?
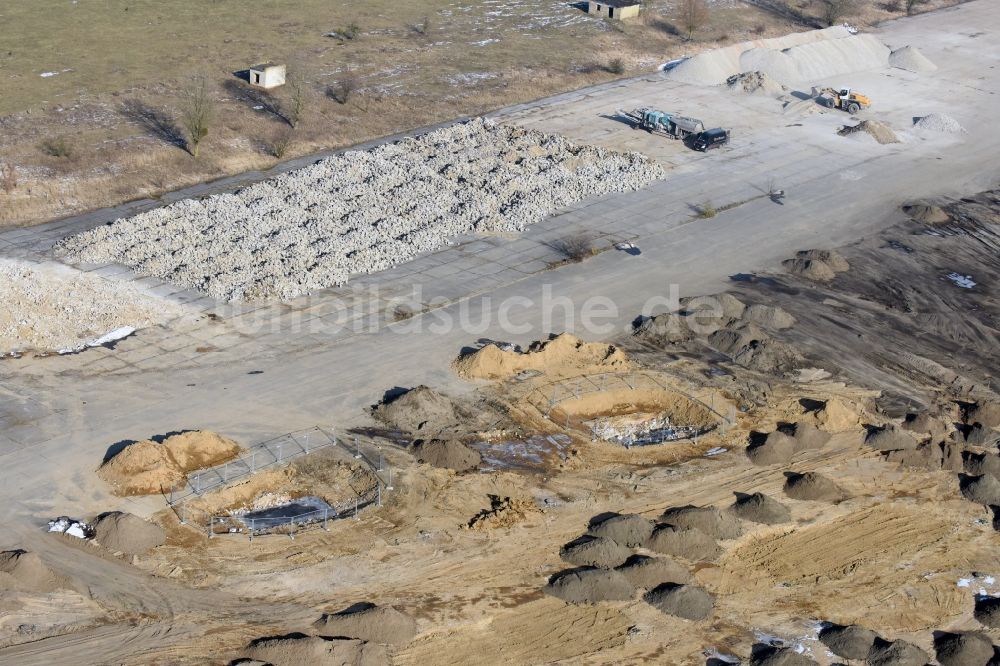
[817,87,872,114]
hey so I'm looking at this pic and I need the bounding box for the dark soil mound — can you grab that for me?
[660,505,742,540]
[746,431,795,466]
[885,441,964,472]
[901,412,949,440]
[708,323,804,374]
[974,596,1000,628]
[544,567,634,604]
[867,638,931,666]
[865,425,920,452]
[934,632,994,666]
[819,624,879,660]
[783,472,846,502]
[643,583,713,620]
[961,424,1000,447]
[960,474,1000,505]
[242,634,387,666]
[92,511,166,555]
[312,604,417,647]
[967,401,1000,428]
[786,422,831,451]
[615,555,691,589]
[588,514,655,547]
[560,535,632,569]
[750,646,819,665]
[644,524,721,561]
[729,492,791,525]
[964,452,1000,478]
[410,439,481,472]
[372,385,458,434]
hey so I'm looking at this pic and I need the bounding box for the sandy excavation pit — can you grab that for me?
[57,119,663,301]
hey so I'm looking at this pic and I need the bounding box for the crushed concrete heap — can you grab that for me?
[58,119,663,301]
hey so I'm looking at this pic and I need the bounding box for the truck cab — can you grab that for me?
[691,127,730,151]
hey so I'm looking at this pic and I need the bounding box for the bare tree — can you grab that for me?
[679,0,709,40]
[819,0,856,26]
[181,77,213,158]
[284,74,308,128]
[327,75,359,104]
[904,0,925,15]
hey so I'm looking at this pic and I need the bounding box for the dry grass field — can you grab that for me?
[0,0,959,227]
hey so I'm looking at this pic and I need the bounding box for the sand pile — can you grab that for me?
[974,596,1000,628]
[819,623,878,660]
[588,514,655,547]
[728,492,790,525]
[544,567,634,604]
[241,634,386,666]
[934,632,994,666]
[59,119,663,302]
[885,440,964,472]
[743,304,796,330]
[750,647,818,666]
[644,583,713,621]
[615,555,691,589]
[0,550,70,593]
[645,524,721,561]
[92,511,166,554]
[411,439,481,472]
[781,249,850,282]
[801,397,862,431]
[0,258,183,355]
[865,425,920,452]
[967,401,1000,428]
[746,431,795,466]
[313,604,417,647]
[960,474,1000,505]
[783,472,846,502]
[867,638,929,666]
[914,113,966,133]
[560,536,632,569]
[838,120,900,144]
[661,505,742,540]
[902,202,950,223]
[889,45,937,73]
[97,430,242,496]
[467,495,541,530]
[665,26,872,86]
[453,333,629,380]
[371,386,459,435]
[726,70,787,96]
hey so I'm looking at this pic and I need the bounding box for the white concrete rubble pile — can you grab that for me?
[667,26,895,87]
[914,113,966,133]
[590,414,699,447]
[57,119,664,302]
[0,258,182,355]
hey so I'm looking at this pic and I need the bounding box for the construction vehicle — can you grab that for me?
[621,107,705,140]
[816,87,871,114]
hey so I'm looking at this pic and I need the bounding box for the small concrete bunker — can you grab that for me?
[587,0,641,20]
[249,63,286,89]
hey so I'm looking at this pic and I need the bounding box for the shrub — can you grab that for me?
[697,201,717,219]
[751,23,767,36]
[607,57,626,75]
[40,137,74,159]
[327,76,359,104]
[268,131,292,158]
[1,163,17,193]
[547,234,597,262]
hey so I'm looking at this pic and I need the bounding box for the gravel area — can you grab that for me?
[57,118,663,301]
[0,259,183,354]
